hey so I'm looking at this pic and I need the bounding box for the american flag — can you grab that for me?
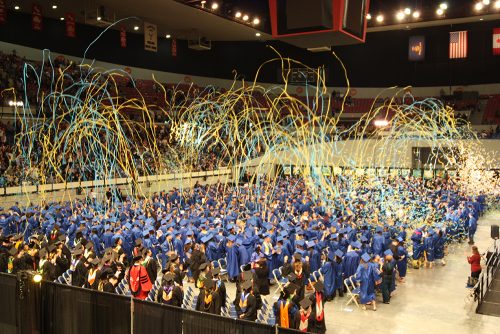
[449,31,467,59]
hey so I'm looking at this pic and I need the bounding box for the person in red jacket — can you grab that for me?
[127,254,152,300]
[466,246,482,287]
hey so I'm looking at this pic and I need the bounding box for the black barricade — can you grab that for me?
[0,274,17,334]
[277,326,307,334]
[133,299,183,334]
[41,281,131,334]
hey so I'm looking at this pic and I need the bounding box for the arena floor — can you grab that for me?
[191,211,500,334]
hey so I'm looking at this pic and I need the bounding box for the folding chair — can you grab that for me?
[344,275,360,308]
[218,258,228,281]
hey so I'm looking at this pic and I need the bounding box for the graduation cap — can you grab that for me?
[132,254,143,262]
[361,253,372,262]
[135,238,143,246]
[384,249,393,257]
[89,257,100,266]
[169,254,179,262]
[8,247,18,256]
[287,272,298,282]
[211,267,221,276]
[227,235,236,242]
[240,279,252,291]
[314,281,324,293]
[306,241,315,249]
[299,298,312,309]
[199,262,209,271]
[293,253,302,261]
[47,244,57,253]
[360,235,368,243]
[241,270,253,281]
[163,272,175,282]
[351,241,362,249]
[334,249,344,258]
[72,247,84,256]
[375,226,383,233]
[204,278,215,290]
[39,248,47,258]
[85,242,94,250]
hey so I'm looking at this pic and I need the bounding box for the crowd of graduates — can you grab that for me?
[0,175,489,333]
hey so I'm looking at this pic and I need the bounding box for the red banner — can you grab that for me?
[65,13,75,37]
[0,0,6,24]
[171,39,177,57]
[32,4,43,31]
[120,26,127,48]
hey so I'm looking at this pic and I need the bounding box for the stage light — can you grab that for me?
[366,13,372,20]
[33,274,42,283]
[412,11,421,18]
[52,5,58,9]
[8,100,23,107]
[242,14,249,21]
[376,14,384,23]
[14,5,20,10]
[436,8,444,16]
[211,2,218,10]
[166,34,171,38]
[134,25,139,31]
[396,11,405,21]
[255,32,261,37]
[475,2,484,11]
[374,120,389,127]
[252,18,260,25]
[482,0,490,5]
[495,0,500,8]
[235,11,242,18]
[439,3,448,10]
[404,8,411,15]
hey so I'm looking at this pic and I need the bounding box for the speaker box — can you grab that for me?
[491,225,499,239]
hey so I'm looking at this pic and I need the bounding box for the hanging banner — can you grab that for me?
[0,0,6,24]
[32,4,43,31]
[120,26,127,48]
[171,38,177,57]
[65,13,75,37]
[144,22,157,52]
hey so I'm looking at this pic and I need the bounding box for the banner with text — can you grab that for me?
[144,22,157,52]
[32,4,43,31]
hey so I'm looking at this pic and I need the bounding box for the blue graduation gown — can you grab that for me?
[372,235,385,257]
[343,251,360,278]
[321,262,335,298]
[396,245,408,278]
[424,236,435,261]
[355,263,378,304]
[237,245,250,268]
[434,235,445,260]
[333,260,344,292]
[308,249,321,273]
[226,245,240,279]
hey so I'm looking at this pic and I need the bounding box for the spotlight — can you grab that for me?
[404,8,411,15]
[376,14,384,23]
[242,14,249,21]
[366,13,372,20]
[439,3,448,10]
[211,2,218,10]
[201,0,206,3]
[374,120,389,127]
[495,0,500,8]
[436,8,444,16]
[396,11,405,21]
[166,34,171,38]
[252,18,260,25]
[33,274,42,283]
[14,5,20,10]
[134,25,139,31]
[235,11,242,18]
[412,11,421,18]
[60,17,65,21]
[475,2,484,10]
[255,32,261,37]
[482,0,490,5]
[52,5,58,9]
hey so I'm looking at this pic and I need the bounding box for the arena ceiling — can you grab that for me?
[5,0,500,42]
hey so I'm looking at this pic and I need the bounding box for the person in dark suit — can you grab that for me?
[156,272,183,307]
[71,247,88,287]
[234,279,257,321]
[143,248,158,284]
[196,276,221,314]
[253,257,270,295]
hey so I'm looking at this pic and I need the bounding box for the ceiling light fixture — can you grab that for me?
[52,5,58,9]
[404,8,411,15]
[436,8,444,16]
[482,0,490,5]
[439,3,448,10]
[396,11,405,21]
[242,14,249,21]
[412,11,421,18]
[211,2,219,10]
[134,25,139,31]
[14,5,20,10]
[475,2,484,10]
[252,18,260,25]
[255,32,261,37]
[495,0,500,8]
[97,16,102,21]
[235,11,242,18]
[376,14,384,23]
[60,17,65,21]
[166,34,171,38]
[366,13,372,20]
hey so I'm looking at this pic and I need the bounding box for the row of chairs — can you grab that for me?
[55,269,73,285]
[256,298,275,325]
